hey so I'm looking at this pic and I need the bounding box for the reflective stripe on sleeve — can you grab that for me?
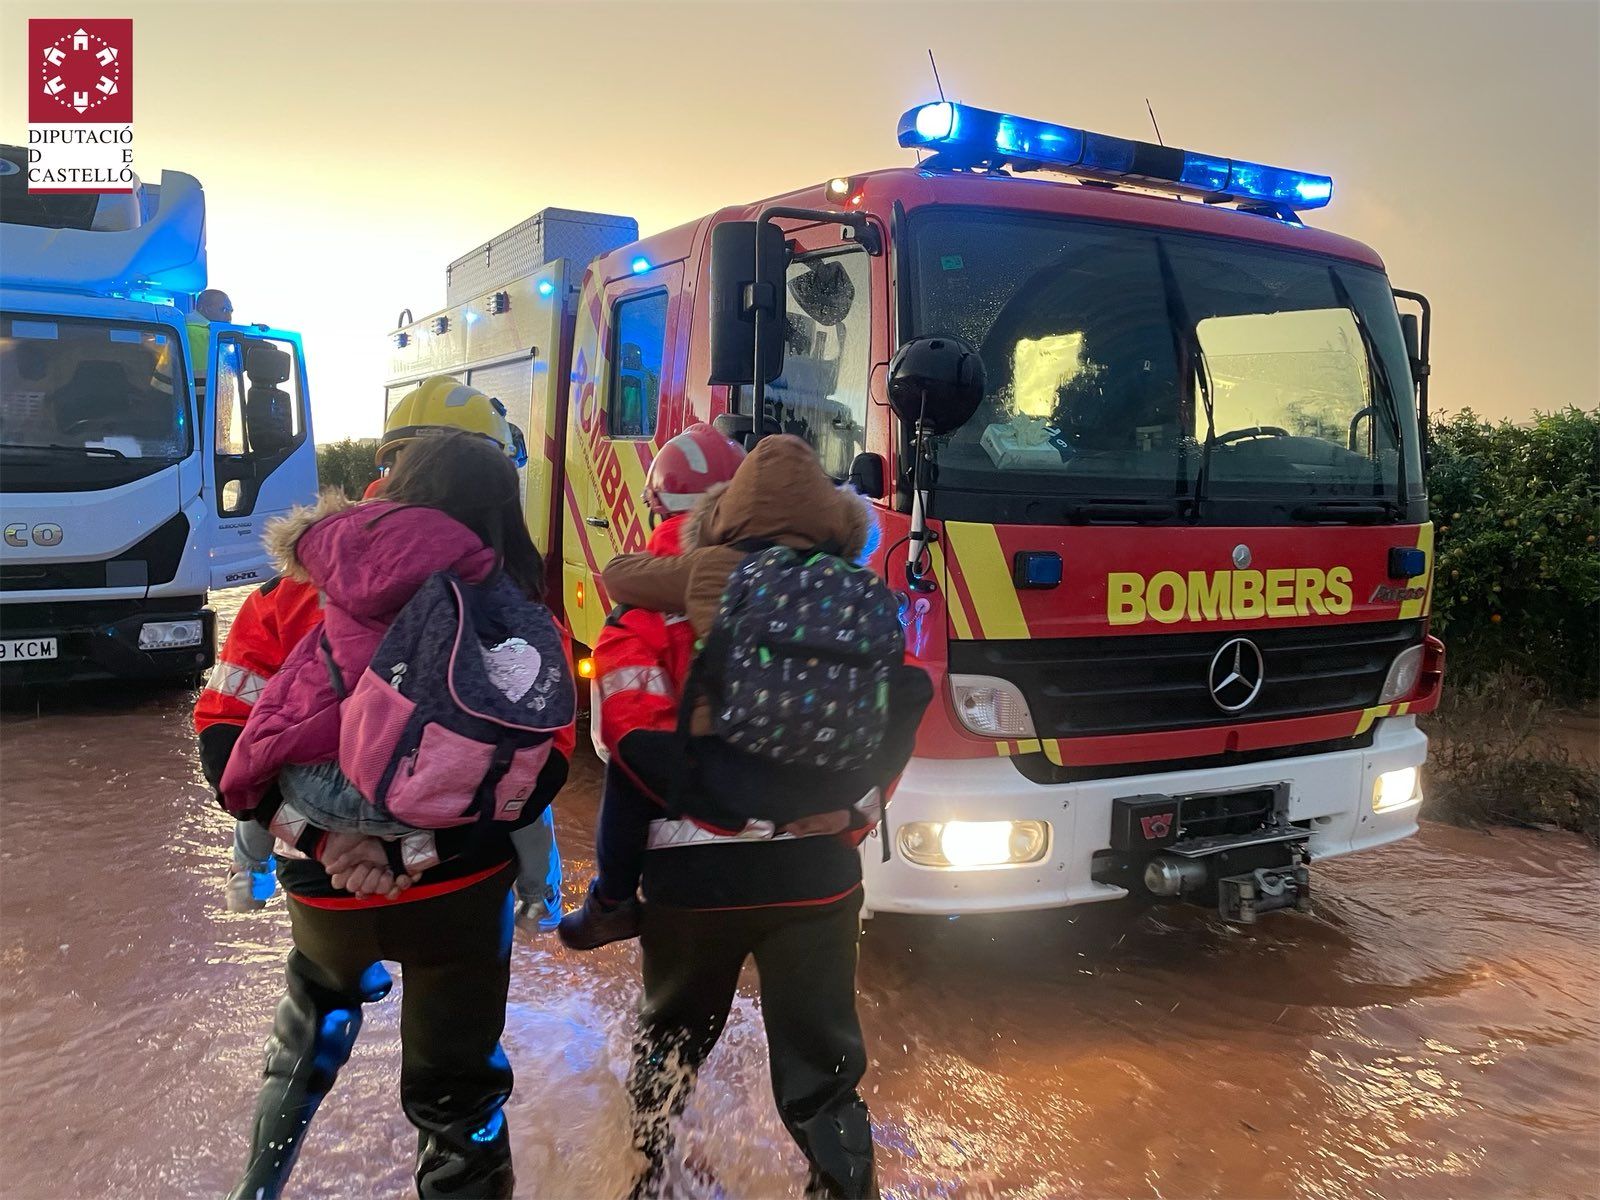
[205,660,271,707]
[595,664,672,703]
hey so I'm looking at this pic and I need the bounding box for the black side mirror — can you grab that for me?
[707,221,787,386]
[1400,313,1424,376]
[887,335,987,435]
[245,387,294,457]
[239,337,295,458]
[245,340,292,385]
[848,452,886,499]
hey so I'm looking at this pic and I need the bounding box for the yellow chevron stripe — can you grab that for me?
[1042,739,1066,766]
[945,522,1030,640]
[1354,704,1394,736]
[1399,522,1435,619]
[930,541,975,641]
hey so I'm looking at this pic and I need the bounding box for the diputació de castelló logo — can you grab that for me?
[26,19,135,194]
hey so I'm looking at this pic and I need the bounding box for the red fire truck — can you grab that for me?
[386,101,1444,922]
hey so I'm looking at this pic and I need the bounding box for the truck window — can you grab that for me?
[1196,309,1372,448]
[0,314,191,466]
[607,292,667,439]
[214,339,247,456]
[214,333,307,517]
[909,209,1422,520]
[767,249,872,480]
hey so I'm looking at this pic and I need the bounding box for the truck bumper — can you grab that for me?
[861,716,1427,916]
[0,597,215,686]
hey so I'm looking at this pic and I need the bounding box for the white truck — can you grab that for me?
[0,146,318,684]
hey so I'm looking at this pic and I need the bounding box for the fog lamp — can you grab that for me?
[139,620,203,650]
[1372,766,1421,813]
[949,674,1035,738]
[897,819,1048,868]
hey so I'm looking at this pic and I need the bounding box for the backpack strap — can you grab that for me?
[320,632,347,700]
[474,738,518,822]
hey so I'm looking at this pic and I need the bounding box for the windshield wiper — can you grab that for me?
[1326,269,1406,505]
[1063,498,1179,524]
[1293,498,1402,523]
[1156,242,1214,519]
[0,441,126,459]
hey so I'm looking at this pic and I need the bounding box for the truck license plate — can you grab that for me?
[0,637,58,662]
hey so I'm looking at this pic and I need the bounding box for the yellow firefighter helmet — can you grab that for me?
[378,376,529,468]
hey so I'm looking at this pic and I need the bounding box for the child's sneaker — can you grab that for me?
[558,880,641,950]
[515,884,563,934]
[225,866,277,912]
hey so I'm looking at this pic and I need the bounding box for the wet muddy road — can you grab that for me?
[2,602,1597,1199]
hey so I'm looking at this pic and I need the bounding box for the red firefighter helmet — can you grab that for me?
[642,423,746,516]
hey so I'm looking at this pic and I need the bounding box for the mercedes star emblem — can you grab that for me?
[1232,543,1252,569]
[1208,637,1265,712]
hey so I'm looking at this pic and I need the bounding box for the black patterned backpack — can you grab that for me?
[689,543,905,770]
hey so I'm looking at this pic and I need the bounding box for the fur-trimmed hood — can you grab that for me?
[264,488,354,581]
[263,492,498,619]
[220,492,498,814]
[678,435,874,561]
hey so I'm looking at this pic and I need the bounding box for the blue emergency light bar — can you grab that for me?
[897,102,1333,212]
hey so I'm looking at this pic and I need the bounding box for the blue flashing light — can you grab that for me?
[1013,550,1063,590]
[464,309,480,325]
[1179,152,1230,193]
[896,100,1333,211]
[1388,546,1427,580]
[630,256,651,275]
[1079,131,1135,175]
[537,279,556,298]
[914,101,957,141]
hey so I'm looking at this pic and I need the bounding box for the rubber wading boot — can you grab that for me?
[415,1109,515,1200]
[227,958,387,1200]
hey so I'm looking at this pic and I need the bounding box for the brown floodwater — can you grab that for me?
[1,595,1597,1199]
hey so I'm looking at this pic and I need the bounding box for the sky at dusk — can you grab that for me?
[3,0,1595,441]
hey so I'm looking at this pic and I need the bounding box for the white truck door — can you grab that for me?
[201,325,319,591]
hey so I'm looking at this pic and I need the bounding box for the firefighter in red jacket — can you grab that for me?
[196,573,321,909]
[569,424,880,1200]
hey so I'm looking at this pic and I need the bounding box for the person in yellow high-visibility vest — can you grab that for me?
[185,288,234,376]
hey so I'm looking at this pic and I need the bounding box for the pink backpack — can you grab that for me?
[332,571,574,828]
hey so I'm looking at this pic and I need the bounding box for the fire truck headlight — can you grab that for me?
[949,674,1036,738]
[1372,766,1421,813]
[898,820,1049,868]
[1378,644,1425,703]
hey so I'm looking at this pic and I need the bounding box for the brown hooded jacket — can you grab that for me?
[602,433,873,640]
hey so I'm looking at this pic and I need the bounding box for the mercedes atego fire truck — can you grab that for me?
[384,103,1444,922]
[0,147,317,684]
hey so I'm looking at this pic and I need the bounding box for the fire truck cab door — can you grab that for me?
[564,264,685,649]
[201,326,318,591]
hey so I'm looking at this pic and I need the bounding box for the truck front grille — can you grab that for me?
[0,514,189,591]
[951,619,1423,739]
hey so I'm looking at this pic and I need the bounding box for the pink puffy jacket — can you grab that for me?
[220,492,496,816]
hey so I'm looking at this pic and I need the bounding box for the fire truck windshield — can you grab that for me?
[0,314,191,490]
[908,209,1423,524]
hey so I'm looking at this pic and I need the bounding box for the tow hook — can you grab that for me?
[1219,858,1312,924]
